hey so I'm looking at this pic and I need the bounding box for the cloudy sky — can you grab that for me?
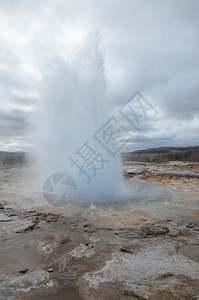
[0,0,198,152]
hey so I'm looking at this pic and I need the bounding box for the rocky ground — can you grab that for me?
[0,162,199,299]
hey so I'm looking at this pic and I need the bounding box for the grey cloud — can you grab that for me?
[0,110,25,135]
[0,0,198,151]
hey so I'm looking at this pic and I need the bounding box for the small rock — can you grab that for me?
[14,222,35,233]
[187,223,194,228]
[122,289,147,300]
[69,243,95,258]
[19,268,28,274]
[142,224,169,236]
[120,242,142,255]
[47,268,54,273]
[168,223,190,237]
[84,242,94,248]
[0,270,55,293]
[8,213,17,217]
[169,228,181,237]
[59,235,70,245]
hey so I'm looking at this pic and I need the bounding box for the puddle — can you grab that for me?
[0,245,49,275]
[31,286,84,300]
[178,244,199,263]
[74,177,184,208]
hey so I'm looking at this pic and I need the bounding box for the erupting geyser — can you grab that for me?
[33,32,126,204]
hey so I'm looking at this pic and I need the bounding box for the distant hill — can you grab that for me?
[1,147,199,165]
[122,146,199,163]
[0,152,26,166]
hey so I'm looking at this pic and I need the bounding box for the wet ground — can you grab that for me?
[0,162,199,299]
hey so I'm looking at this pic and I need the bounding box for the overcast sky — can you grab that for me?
[0,0,198,152]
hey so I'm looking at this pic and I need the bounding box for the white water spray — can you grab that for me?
[34,32,126,203]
